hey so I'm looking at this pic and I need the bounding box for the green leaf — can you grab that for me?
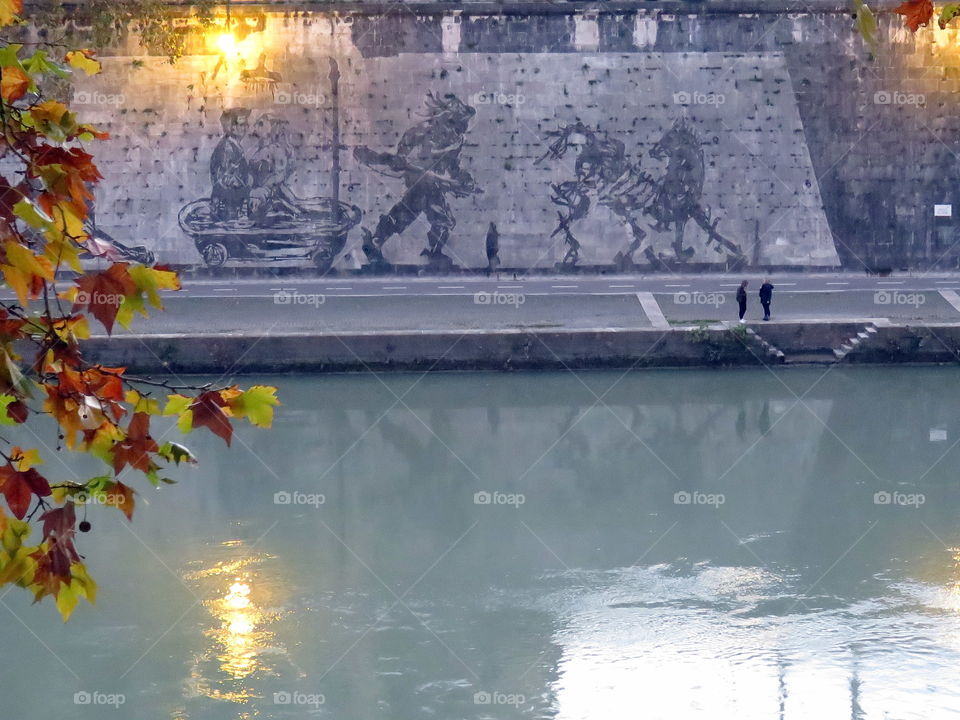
[177,409,193,435]
[0,394,18,425]
[13,199,51,230]
[232,386,279,428]
[21,50,67,79]
[158,441,196,465]
[941,3,960,28]
[852,0,878,55]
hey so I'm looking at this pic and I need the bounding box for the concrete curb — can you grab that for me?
[79,322,960,374]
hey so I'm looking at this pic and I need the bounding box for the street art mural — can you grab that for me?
[178,107,361,270]
[78,11,850,273]
[353,91,481,272]
[536,119,745,271]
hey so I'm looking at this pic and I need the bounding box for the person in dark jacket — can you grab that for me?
[736,280,748,322]
[759,279,774,321]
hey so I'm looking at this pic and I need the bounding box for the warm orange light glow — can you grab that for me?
[216,32,237,55]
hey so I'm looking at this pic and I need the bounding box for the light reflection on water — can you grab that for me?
[1,369,960,719]
[182,547,287,706]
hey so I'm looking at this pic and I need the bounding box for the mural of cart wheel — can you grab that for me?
[178,197,362,271]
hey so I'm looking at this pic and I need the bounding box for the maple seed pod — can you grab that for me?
[79,520,92,533]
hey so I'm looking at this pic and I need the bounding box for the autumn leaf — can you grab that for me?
[2,239,54,305]
[73,263,136,333]
[895,0,934,32]
[226,385,280,428]
[0,0,22,27]
[941,3,960,28]
[65,50,100,76]
[101,480,134,521]
[112,413,158,475]
[1,65,29,103]
[186,391,233,446]
[0,462,50,519]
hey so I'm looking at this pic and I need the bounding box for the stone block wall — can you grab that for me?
[63,2,960,272]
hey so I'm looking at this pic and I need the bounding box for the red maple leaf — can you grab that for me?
[112,413,159,475]
[40,504,80,562]
[895,0,934,32]
[190,390,233,446]
[73,263,135,334]
[0,463,50,519]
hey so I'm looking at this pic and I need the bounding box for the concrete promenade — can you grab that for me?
[64,272,960,373]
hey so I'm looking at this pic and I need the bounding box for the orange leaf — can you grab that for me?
[895,0,934,31]
[102,481,135,521]
[112,413,158,475]
[1,66,29,103]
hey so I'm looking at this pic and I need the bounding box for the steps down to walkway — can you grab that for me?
[833,323,879,361]
[744,327,785,364]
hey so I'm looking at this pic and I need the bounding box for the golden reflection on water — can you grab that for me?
[182,544,286,707]
[943,547,960,612]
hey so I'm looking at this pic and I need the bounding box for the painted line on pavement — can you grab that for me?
[877,281,904,285]
[939,289,960,315]
[437,286,465,289]
[826,282,848,285]
[637,292,669,329]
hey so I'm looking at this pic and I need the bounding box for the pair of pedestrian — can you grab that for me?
[736,279,775,322]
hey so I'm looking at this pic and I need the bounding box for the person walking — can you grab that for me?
[736,280,748,322]
[759,279,774,321]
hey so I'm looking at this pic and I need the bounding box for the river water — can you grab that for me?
[3,367,960,719]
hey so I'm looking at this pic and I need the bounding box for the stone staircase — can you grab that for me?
[832,323,879,361]
[744,327,785,364]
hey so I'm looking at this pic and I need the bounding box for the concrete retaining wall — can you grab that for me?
[50,2,960,274]
[78,322,960,373]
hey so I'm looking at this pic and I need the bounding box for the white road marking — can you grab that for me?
[437,286,465,289]
[637,291,669,329]
[939,289,960,315]
[826,282,848,285]
[327,287,353,290]
[609,284,635,288]
[552,285,578,289]
[777,283,797,286]
[383,286,407,290]
[877,281,904,285]
[213,288,236,292]
[665,284,690,288]
[720,283,740,287]
[498,285,523,289]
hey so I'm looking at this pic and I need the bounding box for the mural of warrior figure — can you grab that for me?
[538,118,744,267]
[353,92,481,270]
[536,122,654,268]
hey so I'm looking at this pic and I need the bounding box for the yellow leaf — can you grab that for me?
[0,0,22,27]
[65,50,100,76]
[6,240,54,281]
[129,265,181,309]
[11,446,42,471]
[0,264,29,306]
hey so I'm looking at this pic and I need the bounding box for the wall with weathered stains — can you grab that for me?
[68,3,960,272]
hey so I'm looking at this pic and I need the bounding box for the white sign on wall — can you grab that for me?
[935,204,953,217]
